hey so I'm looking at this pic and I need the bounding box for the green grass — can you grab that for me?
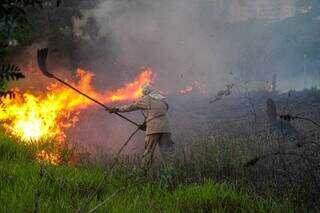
[0,134,292,213]
[0,133,32,162]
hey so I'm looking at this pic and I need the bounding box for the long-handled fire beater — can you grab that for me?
[37,48,149,212]
[37,48,142,129]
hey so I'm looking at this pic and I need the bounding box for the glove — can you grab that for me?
[107,107,119,113]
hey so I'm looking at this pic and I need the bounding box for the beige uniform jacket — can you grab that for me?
[118,96,171,135]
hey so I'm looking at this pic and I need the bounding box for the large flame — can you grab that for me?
[0,68,153,144]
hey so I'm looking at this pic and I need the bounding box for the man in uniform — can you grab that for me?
[108,84,174,167]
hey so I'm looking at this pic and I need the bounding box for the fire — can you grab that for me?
[179,80,208,94]
[180,85,193,94]
[0,68,153,144]
[36,150,61,165]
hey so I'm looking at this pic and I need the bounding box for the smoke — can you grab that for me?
[68,0,316,157]
[9,0,320,159]
[74,0,230,93]
[74,0,315,94]
[64,0,234,157]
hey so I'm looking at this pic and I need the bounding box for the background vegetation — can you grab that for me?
[1,0,320,212]
[0,131,292,212]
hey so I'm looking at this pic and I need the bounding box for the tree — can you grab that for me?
[0,0,62,100]
[295,0,320,11]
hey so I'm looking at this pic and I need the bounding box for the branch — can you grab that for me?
[280,114,320,129]
[244,138,320,168]
[244,151,280,168]
[0,64,25,81]
[0,91,15,99]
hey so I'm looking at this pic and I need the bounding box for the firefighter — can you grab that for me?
[108,84,175,167]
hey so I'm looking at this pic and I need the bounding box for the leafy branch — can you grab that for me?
[0,64,25,81]
[0,91,15,99]
[280,114,320,129]
[0,64,25,99]
[0,0,63,39]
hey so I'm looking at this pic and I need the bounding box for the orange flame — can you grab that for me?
[0,68,153,144]
[179,80,207,95]
[179,85,193,94]
[36,150,61,165]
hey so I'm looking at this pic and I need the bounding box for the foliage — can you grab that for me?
[2,89,319,211]
[225,7,320,84]
[0,137,291,213]
[0,130,32,161]
[0,0,66,55]
[0,0,62,101]
[0,64,24,81]
[19,0,96,70]
[0,0,44,44]
[0,64,25,99]
[295,0,320,10]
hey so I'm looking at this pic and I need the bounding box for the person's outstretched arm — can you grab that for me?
[113,96,150,113]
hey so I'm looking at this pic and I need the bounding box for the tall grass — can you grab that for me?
[0,132,32,162]
[0,132,291,213]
